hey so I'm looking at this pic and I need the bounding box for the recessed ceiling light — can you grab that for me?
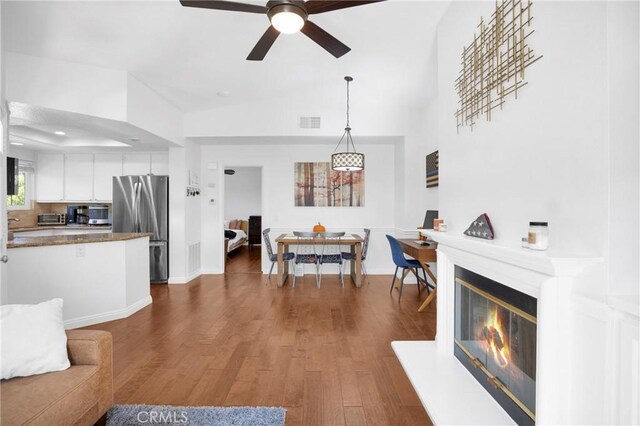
[54,131,66,136]
[10,142,24,146]
[217,91,231,98]
[128,137,141,142]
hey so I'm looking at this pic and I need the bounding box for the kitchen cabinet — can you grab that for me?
[122,154,151,176]
[151,153,169,175]
[36,154,65,201]
[36,152,167,202]
[64,154,94,201]
[94,154,123,201]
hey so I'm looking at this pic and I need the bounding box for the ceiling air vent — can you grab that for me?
[299,116,321,129]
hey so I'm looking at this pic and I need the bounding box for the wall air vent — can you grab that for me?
[188,242,201,276]
[299,116,321,129]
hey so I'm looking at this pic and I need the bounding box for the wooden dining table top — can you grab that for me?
[275,233,364,244]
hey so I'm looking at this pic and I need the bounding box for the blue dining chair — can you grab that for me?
[341,228,371,281]
[293,231,321,288]
[318,232,346,287]
[263,228,295,284]
[386,234,429,300]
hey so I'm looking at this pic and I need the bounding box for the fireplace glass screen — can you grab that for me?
[454,266,537,425]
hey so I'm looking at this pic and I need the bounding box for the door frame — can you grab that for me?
[219,165,264,274]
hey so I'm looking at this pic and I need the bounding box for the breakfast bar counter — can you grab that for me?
[6,233,152,328]
[8,232,152,249]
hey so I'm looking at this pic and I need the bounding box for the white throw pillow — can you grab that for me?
[0,298,70,380]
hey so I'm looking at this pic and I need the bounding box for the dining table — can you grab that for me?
[274,233,364,288]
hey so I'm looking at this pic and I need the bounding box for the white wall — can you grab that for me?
[224,166,262,221]
[6,52,128,122]
[200,142,397,274]
[5,53,184,147]
[0,1,8,302]
[435,1,609,257]
[127,74,184,146]
[429,2,639,423]
[607,1,639,298]
[185,82,410,138]
[168,139,202,283]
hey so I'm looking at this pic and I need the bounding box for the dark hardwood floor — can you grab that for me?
[84,253,436,425]
[225,244,263,274]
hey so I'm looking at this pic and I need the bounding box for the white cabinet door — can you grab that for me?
[122,154,151,175]
[64,154,94,201]
[36,154,65,201]
[94,154,122,201]
[151,153,169,175]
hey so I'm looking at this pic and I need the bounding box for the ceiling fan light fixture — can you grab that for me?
[268,3,306,34]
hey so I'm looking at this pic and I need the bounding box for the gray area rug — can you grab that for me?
[107,404,286,426]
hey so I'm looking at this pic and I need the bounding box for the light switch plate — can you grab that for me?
[76,246,85,257]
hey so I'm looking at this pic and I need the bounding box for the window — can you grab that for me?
[6,161,33,211]
[6,172,26,208]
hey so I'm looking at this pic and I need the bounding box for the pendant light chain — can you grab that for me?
[346,77,350,129]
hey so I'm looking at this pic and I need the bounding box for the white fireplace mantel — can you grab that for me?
[392,230,605,425]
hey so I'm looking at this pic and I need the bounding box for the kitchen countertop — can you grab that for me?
[8,233,152,249]
[10,225,112,232]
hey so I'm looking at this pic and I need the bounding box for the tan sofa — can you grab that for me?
[1,330,113,426]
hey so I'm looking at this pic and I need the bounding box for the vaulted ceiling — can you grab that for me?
[3,0,448,113]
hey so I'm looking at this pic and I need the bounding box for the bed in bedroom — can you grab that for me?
[224,219,248,257]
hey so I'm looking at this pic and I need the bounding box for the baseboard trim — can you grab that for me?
[64,295,153,329]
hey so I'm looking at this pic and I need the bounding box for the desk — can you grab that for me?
[275,234,364,288]
[397,239,438,312]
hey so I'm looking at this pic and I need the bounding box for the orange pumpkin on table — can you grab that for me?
[313,222,326,233]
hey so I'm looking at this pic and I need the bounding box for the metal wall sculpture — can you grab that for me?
[455,0,542,132]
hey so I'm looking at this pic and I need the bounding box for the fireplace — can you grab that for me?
[454,266,537,425]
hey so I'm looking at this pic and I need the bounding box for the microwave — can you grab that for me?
[88,205,110,225]
[37,213,66,226]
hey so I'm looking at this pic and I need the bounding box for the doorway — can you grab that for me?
[223,166,262,274]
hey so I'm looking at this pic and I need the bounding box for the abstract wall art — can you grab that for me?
[455,0,542,132]
[294,162,364,207]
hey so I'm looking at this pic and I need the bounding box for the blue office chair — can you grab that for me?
[386,235,429,300]
[263,228,295,284]
[341,228,371,281]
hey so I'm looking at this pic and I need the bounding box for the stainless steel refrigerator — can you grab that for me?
[113,175,169,283]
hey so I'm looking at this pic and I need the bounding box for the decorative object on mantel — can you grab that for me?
[463,213,495,239]
[455,0,542,132]
[434,218,444,231]
[527,221,549,250]
[331,76,365,171]
[426,150,439,187]
[294,162,364,207]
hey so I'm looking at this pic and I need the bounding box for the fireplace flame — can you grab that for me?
[482,307,510,367]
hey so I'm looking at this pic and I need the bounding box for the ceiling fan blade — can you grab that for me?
[179,0,267,14]
[304,0,384,15]
[300,20,350,58]
[247,26,280,61]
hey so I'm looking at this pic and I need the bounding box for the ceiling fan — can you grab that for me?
[179,0,384,60]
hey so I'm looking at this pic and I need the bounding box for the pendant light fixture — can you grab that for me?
[331,76,364,171]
